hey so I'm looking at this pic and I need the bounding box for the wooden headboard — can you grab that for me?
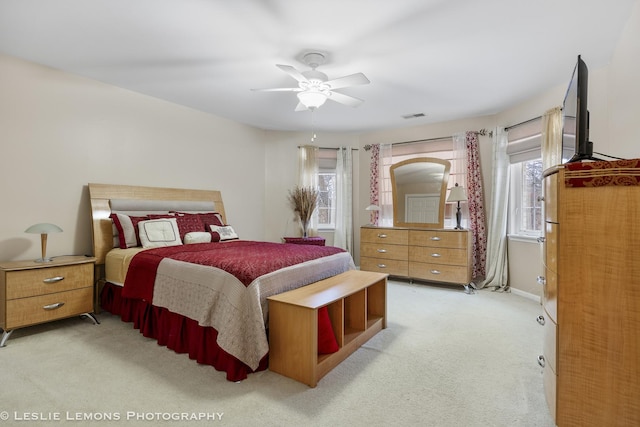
[88,183,227,266]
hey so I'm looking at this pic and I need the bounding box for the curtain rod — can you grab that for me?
[297,146,359,150]
[504,116,542,132]
[363,128,492,151]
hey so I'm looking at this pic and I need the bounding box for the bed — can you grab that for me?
[88,183,355,381]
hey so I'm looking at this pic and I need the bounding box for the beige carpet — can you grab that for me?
[0,279,555,427]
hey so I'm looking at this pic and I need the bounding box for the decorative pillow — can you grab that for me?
[183,232,212,244]
[317,306,339,354]
[209,225,238,241]
[173,213,206,239]
[196,212,225,228]
[110,213,149,248]
[138,218,182,248]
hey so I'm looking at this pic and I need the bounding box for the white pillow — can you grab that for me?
[138,218,182,248]
[209,225,238,241]
[183,232,213,244]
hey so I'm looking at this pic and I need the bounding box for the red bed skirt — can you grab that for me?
[100,282,268,381]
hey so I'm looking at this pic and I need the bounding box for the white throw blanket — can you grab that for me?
[151,252,355,370]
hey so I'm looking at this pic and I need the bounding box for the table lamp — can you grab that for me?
[365,204,381,226]
[25,223,63,262]
[446,184,468,230]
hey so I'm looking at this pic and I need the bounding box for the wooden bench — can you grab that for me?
[268,270,388,387]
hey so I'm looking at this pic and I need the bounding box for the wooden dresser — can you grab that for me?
[539,162,640,426]
[360,226,472,290]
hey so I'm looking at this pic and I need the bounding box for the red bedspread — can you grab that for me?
[122,240,345,301]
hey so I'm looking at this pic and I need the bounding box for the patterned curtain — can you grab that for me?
[369,144,380,225]
[465,131,487,280]
[454,132,487,282]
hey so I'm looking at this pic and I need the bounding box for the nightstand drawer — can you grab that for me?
[5,287,94,329]
[5,263,93,300]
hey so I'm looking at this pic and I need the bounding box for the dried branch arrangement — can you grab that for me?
[287,186,318,236]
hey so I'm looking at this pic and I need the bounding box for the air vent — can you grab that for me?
[402,113,426,119]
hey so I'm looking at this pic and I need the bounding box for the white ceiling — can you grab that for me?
[0,0,635,133]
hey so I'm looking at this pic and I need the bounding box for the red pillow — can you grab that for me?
[196,212,225,228]
[317,306,339,354]
[173,213,206,240]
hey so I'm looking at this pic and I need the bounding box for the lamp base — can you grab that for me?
[34,257,53,263]
[454,205,464,230]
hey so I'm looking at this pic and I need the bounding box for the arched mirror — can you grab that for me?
[390,157,451,229]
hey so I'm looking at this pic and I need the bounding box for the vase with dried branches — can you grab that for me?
[287,185,318,238]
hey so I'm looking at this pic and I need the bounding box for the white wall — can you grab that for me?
[0,54,267,262]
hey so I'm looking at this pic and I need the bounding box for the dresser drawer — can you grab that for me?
[360,257,408,277]
[409,262,470,284]
[543,359,557,423]
[408,247,468,266]
[5,286,94,329]
[361,228,408,245]
[5,263,94,300]
[360,242,408,261]
[544,172,558,223]
[542,308,557,375]
[543,222,558,322]
[409,230,467,248]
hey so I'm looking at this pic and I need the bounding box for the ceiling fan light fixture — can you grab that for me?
[297,90,328,109]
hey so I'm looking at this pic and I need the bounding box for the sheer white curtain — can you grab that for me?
[481,128,510,290]
[334,147,353,255]
[378,143,393,227]
[298,145,319,236]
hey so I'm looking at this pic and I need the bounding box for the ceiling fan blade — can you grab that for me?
[251,87,301,92]
[325,72,370,90]
[276,64,309,84]
[327,91,364,107]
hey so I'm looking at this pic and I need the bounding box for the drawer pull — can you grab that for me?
[377,264,387,268]
[537,355,545,368]
[430,236,441,241]
[431,253,441,258]
[377,249,387,253]
[43,302,65,311]
[537,275,546,286]
[377,233,387,238]
[43,276,65,283]
[536,315,545,325]
[430,270,441,275]
[537,236,546,244]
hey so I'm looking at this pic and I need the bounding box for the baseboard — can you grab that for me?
[510,287,541,304]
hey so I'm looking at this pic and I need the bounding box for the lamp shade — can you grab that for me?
[297,90,328,109]
[25,223,63,234]
[25,223,63,262]
[365,204,381,212]
[447,184,468,202]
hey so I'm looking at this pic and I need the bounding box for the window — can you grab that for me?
[316,149,338,230]
[509,159,543,237]
[507,118,544,239]
[317,171,336,229]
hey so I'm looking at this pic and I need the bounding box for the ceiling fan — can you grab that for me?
[252,52,370,111]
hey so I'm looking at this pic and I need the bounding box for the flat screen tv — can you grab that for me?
[562,55,597,163]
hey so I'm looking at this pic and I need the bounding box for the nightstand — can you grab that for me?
[0,255,99,347]
[283,236,326,246]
